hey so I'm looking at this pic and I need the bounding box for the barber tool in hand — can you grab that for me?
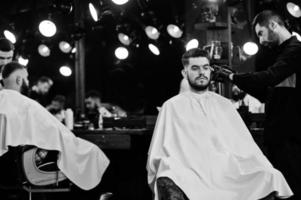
[211,64,235,82]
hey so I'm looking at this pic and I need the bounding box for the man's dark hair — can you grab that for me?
[181,48,210,67]
[0,38,15,51]
[37,76,53,85]
[2,61,25,79]
[252,10,285,30]
[86,90,102,99]
[52,95,66,104]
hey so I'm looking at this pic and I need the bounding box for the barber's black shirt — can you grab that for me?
[233,36,301,143]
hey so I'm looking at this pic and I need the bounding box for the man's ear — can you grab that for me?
[269,21,277,31]
[16,75,22,86]
[181,69,187,79]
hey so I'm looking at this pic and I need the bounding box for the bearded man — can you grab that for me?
[214,10,301,199]
[0,62,109,191]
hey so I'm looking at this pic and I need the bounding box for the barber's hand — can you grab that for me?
[211,65,234,83]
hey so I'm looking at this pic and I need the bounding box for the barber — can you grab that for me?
[215,10,301,200]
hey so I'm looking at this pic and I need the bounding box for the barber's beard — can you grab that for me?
[187,77,210,91]
[266,29,279,48]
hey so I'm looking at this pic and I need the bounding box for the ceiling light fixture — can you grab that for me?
[145,26,160,40]
[185,39,199,51]
[115,46,129,60]
[60,65,72,77]
[111,0,129,5]
[148,43,160,55]
[166,24,183,38]
[242,42,258,56]
[38,44,51,57]
[38,20,57,37]
[17,56,29,66]
[118,33,131,45]
[59,41,72,53]
[287,2,301,18]
[89,3,99,22]
[3,30,16,44]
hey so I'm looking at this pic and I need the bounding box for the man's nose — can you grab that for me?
[198,68,205,74]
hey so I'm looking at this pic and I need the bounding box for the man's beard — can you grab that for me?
[187,77,210,91]
[20,81,29,95]
[265,29,279,48]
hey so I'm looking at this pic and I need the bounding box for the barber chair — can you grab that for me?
[0,115,71,200]
[0,146,72,200]
[23,147,71,199]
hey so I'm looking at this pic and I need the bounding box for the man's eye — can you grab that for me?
[203,66,209,69]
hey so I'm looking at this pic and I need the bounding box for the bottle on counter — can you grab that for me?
[98,112,103,130]
[64,108,74,130]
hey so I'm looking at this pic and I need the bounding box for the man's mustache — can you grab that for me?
[196,76,208,80]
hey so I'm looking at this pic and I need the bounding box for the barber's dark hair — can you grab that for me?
[86,90,102,99]
[0,38,15,51]
[2,61,25,79]
[252,10,285,31]
[181,48,210,67]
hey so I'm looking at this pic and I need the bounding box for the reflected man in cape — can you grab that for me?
[0,62,109,191]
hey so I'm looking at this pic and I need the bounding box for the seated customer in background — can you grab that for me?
[47,95,67,121]
[47,95,74,130]
[0,62,110,192]
[85,90,127,119]
[147,48,293,200]
[28,76,53,106]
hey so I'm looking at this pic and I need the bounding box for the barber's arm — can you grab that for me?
[232,58,296,87]
[215,46,299,85]
[212,67,268,101]
[233,41,301,85]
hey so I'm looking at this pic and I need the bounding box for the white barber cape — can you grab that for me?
[147,91,293,200]
[0,89,109,190]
